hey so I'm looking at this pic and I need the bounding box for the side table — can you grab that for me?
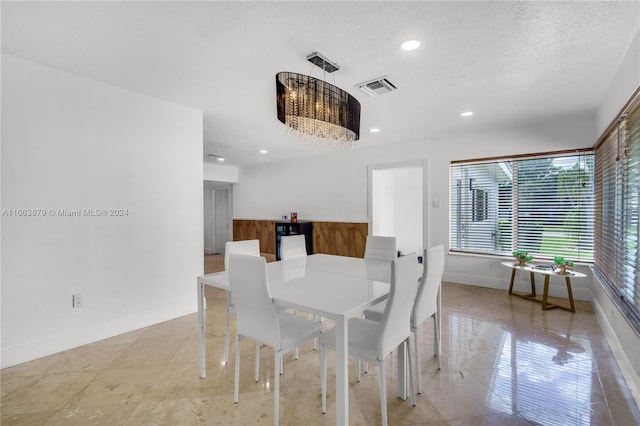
[501,261,585,313]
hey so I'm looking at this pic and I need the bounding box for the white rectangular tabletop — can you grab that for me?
[199,254,393,318]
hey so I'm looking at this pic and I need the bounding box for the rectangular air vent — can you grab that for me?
[356,77,397,96]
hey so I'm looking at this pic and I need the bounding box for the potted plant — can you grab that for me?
[513,250,532,266]
[553,256,575,274]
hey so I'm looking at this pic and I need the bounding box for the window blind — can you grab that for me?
[450,151,594,262]
[594,90,640,322]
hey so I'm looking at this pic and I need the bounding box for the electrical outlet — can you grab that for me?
[72,293,82,308]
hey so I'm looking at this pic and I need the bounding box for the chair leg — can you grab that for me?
[406,338,416,407]
[320,342,326,414]
[255,342,260,382]
[224,297,232,364]
[414,328,422,394]
[274,351,281,426]
[379,362,387,426]
[312,314,318,350]
[294,346,299,360]
[234,335,241,403]
[434,313,441,370]
[357,360,361,382]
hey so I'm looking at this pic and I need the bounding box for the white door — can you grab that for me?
[214,188,229,253]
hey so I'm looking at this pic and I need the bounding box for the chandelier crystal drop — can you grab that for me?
[276,72,361,149]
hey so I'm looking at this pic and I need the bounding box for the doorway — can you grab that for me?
[204,181,232,254]
[368,161,427,255]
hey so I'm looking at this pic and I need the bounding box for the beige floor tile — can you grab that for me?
[67,367,163,408]
[44,404,135,425]
[1,410,57,426]
[1,372,96,415]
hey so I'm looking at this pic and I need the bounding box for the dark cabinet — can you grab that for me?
[275,221,313,260]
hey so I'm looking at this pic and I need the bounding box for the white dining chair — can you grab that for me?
[229,253,323,426]
[280,234,307,260]
[223,239,260,365]
[364,235,397,262]
[411,244,444,391]
[320,253,417,426]
[363,245,444,394]
[357,235,397,376]
[224,239,298,371]
[280,233,323,349]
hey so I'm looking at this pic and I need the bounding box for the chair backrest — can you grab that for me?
[228,253,282,349]
[280,235,307,260]
[412,245,444,328]
[364,236,397,262]
[224,239,260,270]
[377,252,417,359]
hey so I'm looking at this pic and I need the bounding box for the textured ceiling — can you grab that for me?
[2,1,639,167]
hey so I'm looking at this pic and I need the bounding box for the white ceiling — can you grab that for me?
[2,1,639,167]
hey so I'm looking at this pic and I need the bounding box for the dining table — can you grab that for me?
[197,253,420,425]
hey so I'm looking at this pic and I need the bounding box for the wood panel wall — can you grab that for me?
[232,219,368,258]
[313,221,368,258]
[233,219,369,257]
[232,219,276,254]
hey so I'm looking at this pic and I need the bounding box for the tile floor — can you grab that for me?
[2,255,639,425]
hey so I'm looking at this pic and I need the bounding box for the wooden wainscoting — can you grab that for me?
[232,219,276,254]
[232,219,368,258]
[312,221,368,258]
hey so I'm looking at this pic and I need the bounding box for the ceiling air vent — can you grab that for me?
[356,77,397,97]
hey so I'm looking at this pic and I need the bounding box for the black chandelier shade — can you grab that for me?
[276,72,361,146]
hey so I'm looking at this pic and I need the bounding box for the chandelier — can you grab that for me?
[276,53,360,149]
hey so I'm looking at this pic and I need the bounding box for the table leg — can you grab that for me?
[541,275,550,310]
[508,269,516,294]
[529,271,536,297]
[397,340,408,400]
[335,316,349,425]
[198,278,206,379]
[565,277,576,313]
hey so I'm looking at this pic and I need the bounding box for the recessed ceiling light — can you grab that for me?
[370,128,381,133]
[461,111,474,117]
[260,149,268,154]
[401,40,420,51]
[217,157,225,162]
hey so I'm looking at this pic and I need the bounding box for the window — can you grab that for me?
[594,89,640,325]
[450,151,595,262]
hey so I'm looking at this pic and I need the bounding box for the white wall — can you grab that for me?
[234,147,371,222]
[1,55,204,367]
[204,163,239,183]
[372,169,395,236]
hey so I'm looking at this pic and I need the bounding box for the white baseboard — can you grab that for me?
[444,271,592,301]
[592,297,640,410]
